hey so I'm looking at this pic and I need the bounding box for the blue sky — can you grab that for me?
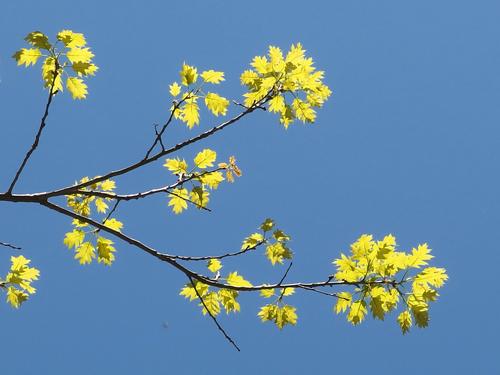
[1,1,499,373]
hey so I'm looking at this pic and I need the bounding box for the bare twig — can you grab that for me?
[0,241,21,250]
[168,240,265,261]
[187,275,241,351]
[7,69,59,193]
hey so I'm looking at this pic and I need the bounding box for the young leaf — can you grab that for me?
[194,149,217,168]
[75,242,96,265]
[201,70,225,84]
[180,63,198,86]
[205,93,229,116]
[207,259,222,273]
[226,272,252,287]
[169,82,182,97]
[66,77,88,99]
[168,188,189,214]
[12,48,42,67]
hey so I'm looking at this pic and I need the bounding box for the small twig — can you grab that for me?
[169,240,266,261]
[8,68,58,193]
[278,262,293,286]
[154,124,166,151]
[232,100,266,111]
[104,200,120,223]
[187,275,241,352]
[0,241,21,250]
[43,94,274,198]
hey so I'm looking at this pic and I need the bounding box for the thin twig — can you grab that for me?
[0,241,21,250]
[168,240,266,261]
[188,275,241,351]
[41,94,273,198]
[7,69,58,193]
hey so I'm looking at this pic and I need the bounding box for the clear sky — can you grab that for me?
[1,1,499,373]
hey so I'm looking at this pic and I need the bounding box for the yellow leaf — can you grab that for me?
[10,255,30,271]
[72,62,98,76]
[6,287,28,309]
[251,55,269,74]
[168,188,189,214]
[347,300,367,325]
[199,291,221,316]
[282,287,295,296]
[163,158,188,174]
[414,267,448,288]
[25,31,51,50]
[241,233,264,250]
[99,179,116,191]
[226,272,252,287]
[398,310,412,334]
[408,243,434,268]
[181,101,200,128]
[194,149,217,168]
[240,70,260,87]
[97,237,116,265]
[207,259,222,273]
[169,82,181,97]
[103,218,123,232]
[269,95,286,113]
[258,304,297,329]
[180,63,198,86]
[42,57,63,93]
[205,93,229,116]
[201,70,225,84]
[260,218,274,232]
[75,242,95,265]
[258,304,277,322]
[285,43,305,64]
[63,229,85,249]
[273,229,290,242]
[218,289,240,314]
[334,292,352,314]
[66,47,94,63]
[260,289,275,298]
[198,171,224,189]
[12,48,42,67]
[180,281,209,301]
[265,242,293,265]
[279,105,294,128]
[66,77,88,99]
[292,98,316,123]
[57,30,86,47]
[190,186,209,209]
[95,198,108,213]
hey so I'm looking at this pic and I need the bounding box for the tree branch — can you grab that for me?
[41,95,272,198]
[187,275,241,352]
[7,70,59,194]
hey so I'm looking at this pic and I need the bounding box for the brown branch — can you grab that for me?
[38,199,409,294]
[7,69,59,193]
[41,95,272,199]
[187,275,241,352]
